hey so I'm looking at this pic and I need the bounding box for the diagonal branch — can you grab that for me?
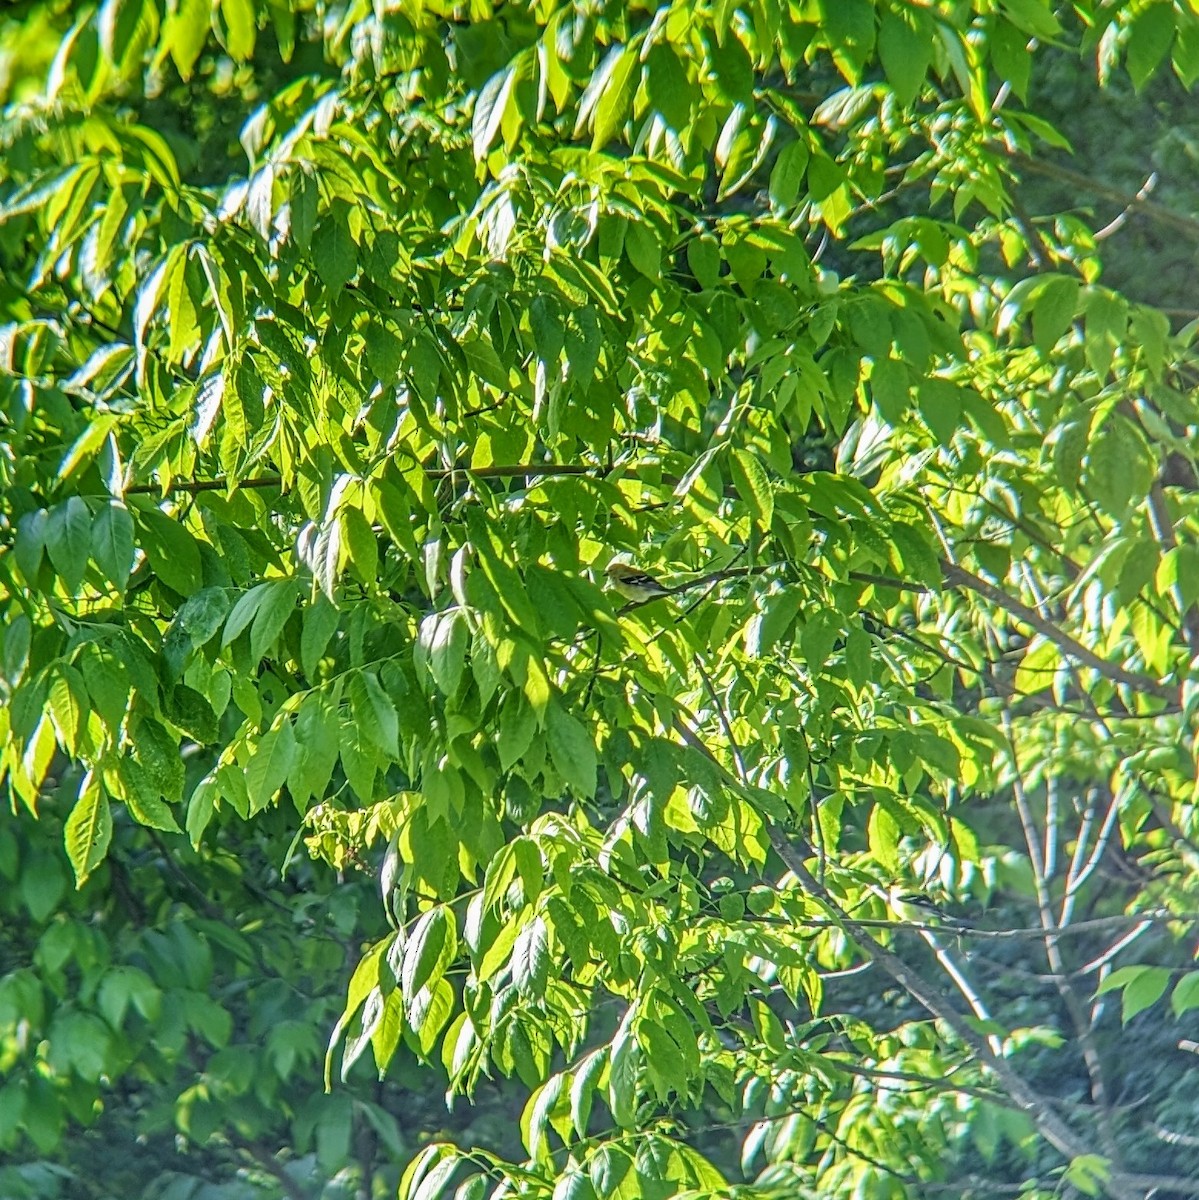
[764,828,1147,1200]
[940,559,1176,701]
[1003,148,1199,242]
[667,707,1170,1199]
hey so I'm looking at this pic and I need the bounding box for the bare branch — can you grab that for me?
[1004,712,1122,1166]
[1094,171,1159,241]
[1004,148,1199,242]
[123,462,606,496]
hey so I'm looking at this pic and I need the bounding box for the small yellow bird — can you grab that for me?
[887,886,962,927]
[605,561,674,604]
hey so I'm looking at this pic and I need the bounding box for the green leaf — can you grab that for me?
[529,294,565,364]
[217,0,256,60]
[867,803,900,874]
[768,139,810,210]
[250,578,301,661]
[133,715,186,802]
[222,582,271,646]
[607,1017,639,1129]
[843,626,872,687]
[402,906,456,1000]
[1001,0,1062,38]
[1013,636,1059,697]
[472,65,516,160]
[499,695,537,772]
[351,670,399,758]
[818,0,876,82]
[401,1146,460,1200]
[511,914,549,997]
[186,775,218,848]
[99,0,158,72]
[1085,415,1154,517]
[570,1048,606,1140]
[625,221,661,280]
[64,773,112,887]
[1120,965,1170,1023]
[312,206,357,293]
[1063,1155,1111,1198]
[341,507,379,588]
[990,17,1032,98]
[45,496,92,592]
[687,237,722,290]
[343,987,385,1078]
[165,684,219,744]
[546,704,596,798]
[728,448,774,530]
[889,521,942,589]
[644,43,691,130]
[1031,275,1080,353]
[301,596,340,680]
[419,609,468,696]
[164,0,210,79]
[98,966,162,1028]
[177,587,231,647]
[587,44,636,148]
[878,5,931,104]
[48,668,87,755]
[119,759,184,831]
[1174,14,1199,87]
[246,720,298,813]
[1127,2,1176,90]
[1171,971,1199,1016]
[512,837,544,904]
[915,377,964,445]
[870,357,911,423]
[58,414,117,484]
[14,508,47,583]
[2,613,31,689]
[137,508,202,595]
[415,978,453,1057]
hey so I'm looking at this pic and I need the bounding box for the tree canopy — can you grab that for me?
[3,1,1199,1198]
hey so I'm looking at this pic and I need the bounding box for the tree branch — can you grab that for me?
[1004,710,1122,1166]
[1004,148,1199,242]
[765,829,1147,1200]
[939,559,1176,701]
[122,462,607,496]
[671,710,1109,1183]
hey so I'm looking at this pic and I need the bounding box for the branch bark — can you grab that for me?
[1003,147,1199,242]
[765,829,1149,1200]
[123,462,605,496]
[940,559,1177,701]
[1004,711,1122,1167]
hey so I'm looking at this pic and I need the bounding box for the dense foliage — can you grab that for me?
[4,1,1199,1198]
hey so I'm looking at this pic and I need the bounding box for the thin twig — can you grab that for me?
[123,462,608,496]
[1067,788,1122,901]
[692,654,747,782]
[1094,171,1158,241]
[920,925,1003,1055]
[1060,785,1099,927]
[125,474,284,495]
[747,912,1184,940]
[1074,920,1154,978]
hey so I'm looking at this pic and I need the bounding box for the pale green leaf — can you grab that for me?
[64,773,112,888]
